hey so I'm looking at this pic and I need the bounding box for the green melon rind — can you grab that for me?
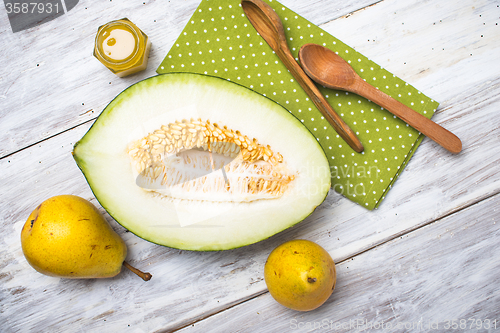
[73,73,331,251]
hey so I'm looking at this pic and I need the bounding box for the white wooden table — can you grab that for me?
[1,0,499,332]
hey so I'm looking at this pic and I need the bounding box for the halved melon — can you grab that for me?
[73,73,330,250]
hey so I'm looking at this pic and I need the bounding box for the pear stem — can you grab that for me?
[123,261,152,281]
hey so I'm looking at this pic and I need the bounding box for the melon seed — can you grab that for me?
[127,119,295,201]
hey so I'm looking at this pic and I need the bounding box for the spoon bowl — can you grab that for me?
[299,43,462,154]
[299,44,357,89]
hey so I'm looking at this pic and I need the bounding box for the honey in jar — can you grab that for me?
[93,18,151,77]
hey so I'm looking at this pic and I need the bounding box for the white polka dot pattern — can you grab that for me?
[157,0,439,210]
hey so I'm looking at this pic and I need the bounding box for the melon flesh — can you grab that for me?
[73,73,330,250]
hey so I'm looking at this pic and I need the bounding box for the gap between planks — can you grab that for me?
[168,190,500,333]
[0,117,96,161]
[169,290,269,333]
[321,0,384,25]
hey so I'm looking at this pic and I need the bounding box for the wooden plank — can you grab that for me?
[319,0,500,103]
[268,0,383,25]
[0,0,381,159]
[177,193,500,332]
[0,59,498,332]
[1,0,499,331]
[0,0,197,159]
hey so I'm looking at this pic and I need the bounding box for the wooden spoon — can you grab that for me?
[241,0,364,153]
[299,43,462,154]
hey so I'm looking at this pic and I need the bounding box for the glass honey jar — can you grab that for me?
[93,18,151,77]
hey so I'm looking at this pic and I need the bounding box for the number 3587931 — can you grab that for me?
[5,2,60,14]
[444,319,497,330]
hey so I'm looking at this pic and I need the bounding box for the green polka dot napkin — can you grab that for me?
[156,0,439,210]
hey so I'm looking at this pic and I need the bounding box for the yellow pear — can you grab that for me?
[264,239,336,311]
[21,195,151,280]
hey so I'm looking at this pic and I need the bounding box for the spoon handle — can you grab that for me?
[352,78,462,153]
[278,48,364,153]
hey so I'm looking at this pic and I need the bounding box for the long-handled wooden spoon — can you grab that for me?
[299,43,462,154]
[241,0,364,153]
